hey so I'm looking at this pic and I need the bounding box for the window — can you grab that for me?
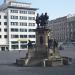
[28,17,35,20]
[11,22,18,26]
[11,28,14,32]
[29,23,35,26]
[11,45,19,49]
[11,35,19,38]
[11,41,18,44]
[20,28,27,32]
[0,29,1,32]
[28,29,35,32]
[6,47,8,50]
[0,15,1,19]
[20,10,27,14]
[28,11,35,14]
[31,41,35,43]
[11,41,19,49]
[4,35,7,38]
[11,10,18,13]
[11,28,18,32]
[29,35,35,38]
[20,35,27,38]
[4,29,7,32]
[11,16,18,19]
[20,22,27,26]
[4,16,7,19]
[20,41,27,44]
[20,45,27,49]
[14,29,18,32]
[20,16,27,20]
[20,41,27,49]
[0,35,1,38]
[0,22,1,25]
[4,22,7,25]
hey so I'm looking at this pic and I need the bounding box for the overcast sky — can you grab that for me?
[0,0,75,20]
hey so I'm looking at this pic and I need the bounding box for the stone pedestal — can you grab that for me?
[35,28,50,58]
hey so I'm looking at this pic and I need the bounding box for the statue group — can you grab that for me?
[36,12,49,28]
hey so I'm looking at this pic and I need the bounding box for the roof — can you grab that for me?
[9,1,31,5]
[0,1,38,11]
[8,6,38,10]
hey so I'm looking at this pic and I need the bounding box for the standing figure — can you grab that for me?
[36,13,40,28]
[40,13,45,27]
[44,12,49,26]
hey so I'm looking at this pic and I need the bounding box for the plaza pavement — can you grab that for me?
[0,45,75,75]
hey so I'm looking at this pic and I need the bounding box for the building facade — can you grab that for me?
[0,0,37,51]
[48,14,75,42]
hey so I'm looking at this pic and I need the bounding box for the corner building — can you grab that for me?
[0,0,37,51]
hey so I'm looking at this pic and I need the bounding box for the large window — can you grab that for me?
[31,41,35,43]
[28,29,35,32]
[11,28,18,32]
[29,23,35,26]
[20,28,27,32]
[11,41,18,44]
[11,16,18,19]
[28,11,35,14]
[20,45,27,49]
[11,35,19,38]
[4,28,7,32]
[11,45,19,49]
[20,16,27,20]
[0,15,1,19]
[4,35,7,38]
[20,41,27,44]
[20,41,27,49]
[11,10,18,13]
[0,35,1,38]
[4,22,7,25]
[20,35,27,38]
[28,17,35,20]
[4,16,7,19]
[11,22,18,26]
[0,29,1,32]
[29,35,35,38]
[0,22,1,25]
[20,10,27,14]
[20,22,27,26]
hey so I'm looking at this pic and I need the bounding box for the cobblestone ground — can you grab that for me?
[0,46,75,75]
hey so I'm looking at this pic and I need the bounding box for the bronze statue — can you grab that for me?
[44,12,49,25]
[40,13,44,26]
[36,13,40,28]
[36,12,49,28]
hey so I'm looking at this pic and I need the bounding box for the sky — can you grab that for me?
[0,0,75,20]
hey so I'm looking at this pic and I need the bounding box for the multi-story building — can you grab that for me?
[48,14,75,42]
[67,15,75,42]
[0,0,37,51]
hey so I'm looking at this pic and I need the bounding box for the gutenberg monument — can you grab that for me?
[16,13,72,67]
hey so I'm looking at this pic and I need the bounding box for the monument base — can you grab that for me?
[16,56,72,67]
